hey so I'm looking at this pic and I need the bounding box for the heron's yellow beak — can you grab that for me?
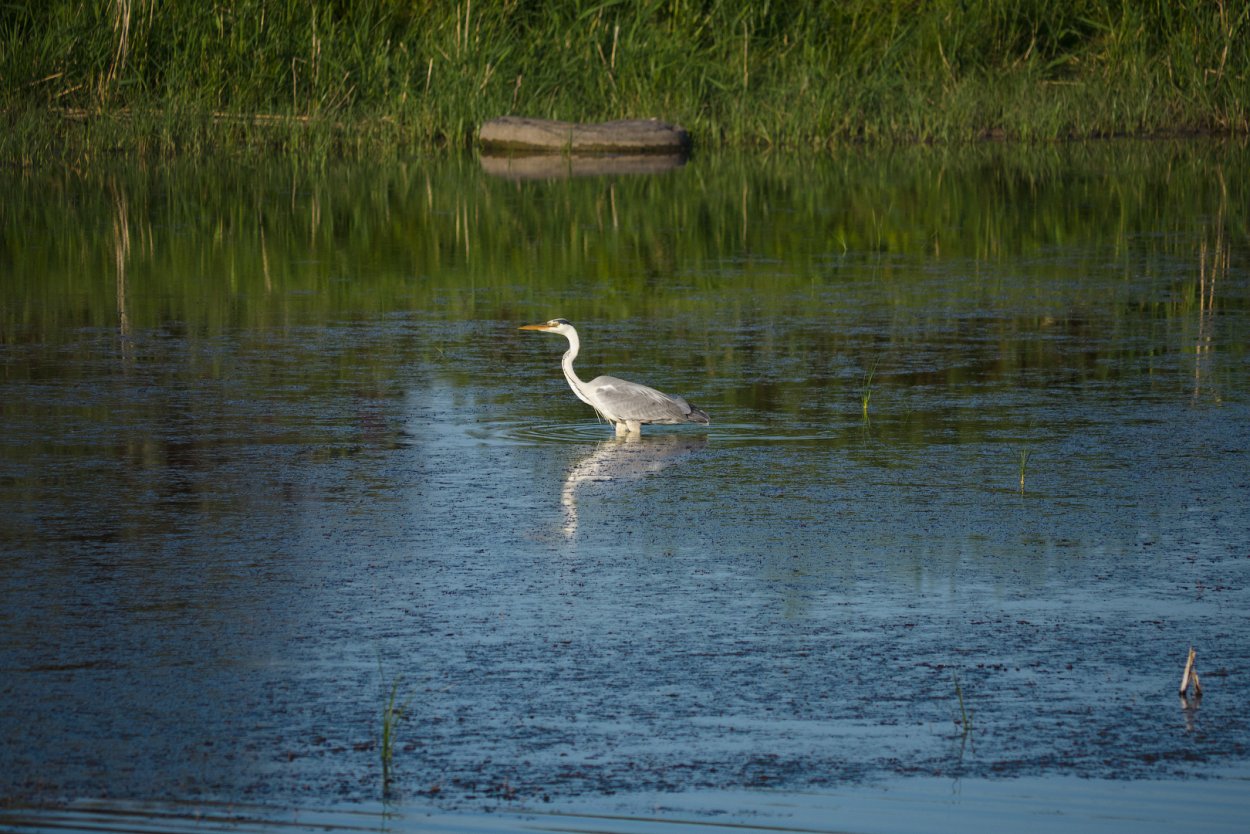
[519,323,553,331]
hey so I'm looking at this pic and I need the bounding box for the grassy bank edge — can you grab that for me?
[2,1,1247,165]
[4,101,1246,169]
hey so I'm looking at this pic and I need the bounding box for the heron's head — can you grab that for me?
[519,318,572,334]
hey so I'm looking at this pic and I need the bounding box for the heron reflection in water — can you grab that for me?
[519,319,710,436]
[561,434,708,538]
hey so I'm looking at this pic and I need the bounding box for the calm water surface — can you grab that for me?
[1,144,1248,824]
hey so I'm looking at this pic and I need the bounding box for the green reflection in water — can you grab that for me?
[2,140,1246,417]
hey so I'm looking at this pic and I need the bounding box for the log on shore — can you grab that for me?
[478,117,690,155]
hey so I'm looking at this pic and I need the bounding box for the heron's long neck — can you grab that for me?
[560,330,595,407]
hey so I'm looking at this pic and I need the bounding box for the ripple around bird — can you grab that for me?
[477,420,841,445]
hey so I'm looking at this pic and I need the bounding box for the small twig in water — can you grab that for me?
[1179,646,1203,706]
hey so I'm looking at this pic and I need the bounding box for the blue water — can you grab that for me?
[1,147,1248,821]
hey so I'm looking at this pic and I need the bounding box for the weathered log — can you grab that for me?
[479,117,690,155]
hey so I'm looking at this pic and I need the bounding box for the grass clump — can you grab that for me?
[378,663,410,796]
[952,671,974,738]
[2,1,1247,161]
[860,356,881,420]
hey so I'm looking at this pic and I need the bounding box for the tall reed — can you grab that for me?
[379,664,409,796]
[3,0,1246,160]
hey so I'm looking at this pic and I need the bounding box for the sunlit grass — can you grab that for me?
[2,0,1246,162]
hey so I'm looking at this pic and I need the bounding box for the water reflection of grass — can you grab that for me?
[2,146,1245,444]
[4,144,1245,337]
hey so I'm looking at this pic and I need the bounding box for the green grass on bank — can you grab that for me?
[2,0,1247,162]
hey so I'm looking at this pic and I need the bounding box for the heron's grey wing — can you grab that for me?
[589,375,700,424]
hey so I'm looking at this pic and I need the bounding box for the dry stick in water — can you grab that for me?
[1179,646,1203,699]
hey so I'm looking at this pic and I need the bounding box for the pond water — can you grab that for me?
[1,142,1249,827]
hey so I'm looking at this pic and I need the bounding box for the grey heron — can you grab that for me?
[519,318,710,436]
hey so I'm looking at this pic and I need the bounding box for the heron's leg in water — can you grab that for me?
[625,420,642,435]
[614,421,629,436]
